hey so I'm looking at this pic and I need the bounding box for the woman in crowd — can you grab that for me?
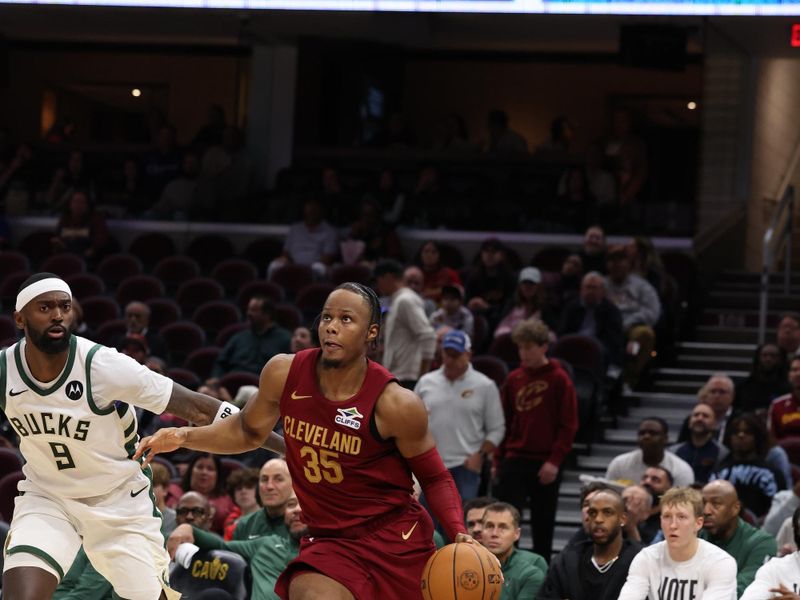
[416,239,462,304]
[180,452,235,535]
[736,343,790,414]
[494,266,555,338]
[51,188,111,260]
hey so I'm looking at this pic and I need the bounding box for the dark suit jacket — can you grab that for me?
[558,298,625,366]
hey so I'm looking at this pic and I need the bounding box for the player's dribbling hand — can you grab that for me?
[453,533,505,582]
[133,427,188,468]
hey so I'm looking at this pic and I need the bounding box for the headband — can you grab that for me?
[16,278,72,312]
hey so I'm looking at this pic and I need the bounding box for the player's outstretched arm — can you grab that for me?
[134,354,292,464]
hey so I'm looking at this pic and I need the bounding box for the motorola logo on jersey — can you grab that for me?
[334,407,364,430]
[66,381,84,400]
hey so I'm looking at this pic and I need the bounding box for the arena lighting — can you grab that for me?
[4,0,800,16]
[687,101,697,110]
[792,24,800,47]
[131,88,142,98]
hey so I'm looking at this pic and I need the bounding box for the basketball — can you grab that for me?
[420,542,503,600]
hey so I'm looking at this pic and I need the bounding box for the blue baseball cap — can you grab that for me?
[441,330,472,353]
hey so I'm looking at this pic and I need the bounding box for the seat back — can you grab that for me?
[128,233,176,269]
[271,264,313,297]
[218,371,260,397]
[470,355,508,390]
[116,275,166,307]
[153,256,201,292]
[211,259,258,297]
[159,322,207,364]
[550,334,605,379]
[79,295,121,330]
[96,253,144,288]
[176,278,225,316]
[40,253,86,278]
[65,273,106,300]
[185,235,235,271]
[0,471,24,522]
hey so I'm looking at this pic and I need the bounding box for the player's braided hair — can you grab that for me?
[334,282,382,329]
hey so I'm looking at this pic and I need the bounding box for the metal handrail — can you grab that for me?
[758,185,795,344]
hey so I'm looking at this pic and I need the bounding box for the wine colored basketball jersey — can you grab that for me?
[279,348,415,531]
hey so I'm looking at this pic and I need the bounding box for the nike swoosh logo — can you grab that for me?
[8,389,27,397]
[291,391,312,400]
[130,485,148,498]
[401,521,418,540]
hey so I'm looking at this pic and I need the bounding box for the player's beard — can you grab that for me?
[28,323,71,355]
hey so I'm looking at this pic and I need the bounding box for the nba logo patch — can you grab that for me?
[334,407,363,430]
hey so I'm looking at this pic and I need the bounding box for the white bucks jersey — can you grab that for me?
[0,335,172,498]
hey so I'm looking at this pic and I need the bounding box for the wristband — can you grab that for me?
[213,401,240,423]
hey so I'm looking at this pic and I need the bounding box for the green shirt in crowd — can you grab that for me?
[700,517,777,597]
[193,526,299,600]
[53,547,113,600]
[500,548,547,600]
[232,508,288,541]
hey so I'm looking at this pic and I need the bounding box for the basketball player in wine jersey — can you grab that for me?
[137,283,475,600]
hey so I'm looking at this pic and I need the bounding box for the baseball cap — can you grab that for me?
[518,267,542,284]
[441,330,471,353]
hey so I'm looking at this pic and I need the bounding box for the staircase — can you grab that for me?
[523,269,772,556]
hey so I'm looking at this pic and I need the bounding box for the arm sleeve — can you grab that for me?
[736,535,777,597]
[89,348,173,414]
[547,373,578,467]
[740,561,778,600]
[703,555,738,600]
[407,447,466,541]
[483,382,506,448]
[616,551,652,600]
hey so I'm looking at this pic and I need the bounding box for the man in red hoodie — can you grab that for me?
[495,318,578,560]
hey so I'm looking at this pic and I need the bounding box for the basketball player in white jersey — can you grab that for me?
[0,273,283,600]
[618,487,737,600]
[741,506,800,600]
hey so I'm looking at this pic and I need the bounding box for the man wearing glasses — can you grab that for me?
[175,493,212,530]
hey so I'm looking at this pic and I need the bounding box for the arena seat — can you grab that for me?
[169,549,248,600]
[218,371,260,397]
[79,295,121,330]
[220,457,247,474]
[295,283,335,322]
[273,303,303,331]
[488,333,519,369]
[0,471,24,522]
[17,231,55,268]
[95,318,127,346]
[0,271,30,313]
[270,264,313,297]
[128,233,176,269]
[0,251,30,275]
[153,256,201,292]
[243,237,284,273]
[471,355,509,390]
[331,264,372,286]
[236,280,284,310]
[96,253,144,288]
[211,258,258,297]
[183,347,221,382]
[192,301,241,339]
[160,322,207,365]
[531,246,572,272]
[550,334,604,379]
[0,316,17,344]
[471,312,490,353]
[65,273,106,300]
[146,298,182,332]
[40,253,86,279]
[185,234,235,272]
[116,275,166,307]
[176,278,225,316]
[215,322,248,348]
[166,367,202,391]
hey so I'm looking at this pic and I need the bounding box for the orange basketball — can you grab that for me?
[420,542,503,600]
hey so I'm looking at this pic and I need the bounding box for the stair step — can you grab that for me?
[629,406,690,421]
[708,291,797,310]
[588,443,637,457]
[652,367,748,379]
[675,341,757,355]
[695,326,760,344]
[676,354,751,368]
[617,416,685,432]
[577,455,613,470]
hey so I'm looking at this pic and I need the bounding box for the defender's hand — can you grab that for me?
[133,427,188,467]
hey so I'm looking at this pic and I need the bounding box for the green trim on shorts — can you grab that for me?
[15,335,76,396]
[85,344,114,415]
[7,545,65,580]
[0,348,7,413]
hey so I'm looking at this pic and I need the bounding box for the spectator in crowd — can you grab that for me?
[484,109,528,155]
[51,188,111,260]
[375,259,437,389]
[290,326,312,353]
[494,267,555,338]
[628,236,666,298]
[222,467,260,541]
[567,481,614,547]
[429,284,474,339]
[211,295,291,378]
[408,164,448,228]
[151,461,177,536]
[118,333,149,365]
[193,104,227,149]
[181,453,235,535]
[699,480,777,597]
[114,301,168,359]
[232,458,292,541]
[320,166,358,226]
[604,244,661,388]
[633,467,674,545]
[670,403,729,485]
[481,502,547,597]
[605,417,694,487]
[769,355,800,441]
[553,253,584,311]
[175,491,213,530]
[776,313,800,359]
[416,240,462,304]
[678,373,736,444]
[433,113,473,152]
[764,478,800,538]
[69,297,93,340]
[712,413,785,520]
[415,331,505,502]
[345,197,403,266]
[46,150,95,208]
[147,152,200,220]
[463,496,498,543]
[268,197,338,280]
[585,142,617,210]
[465,238,518,330]
[617,487,736,600]
[741,506,800,600]
[556,166,595,231]
[736,343,790,413]
[372,168,406,225]
[403,265,438,316]
[0,142,33,203]
[558,271,625,367]
[540,489,641,600]
[579,225,608,275]
[104,157,149,217]
[143,124,182,199]
[603,108,648,219]
[169,493,307,600]
[622,484,657,545]
[537,115,575,155]
[495,318,578,558]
